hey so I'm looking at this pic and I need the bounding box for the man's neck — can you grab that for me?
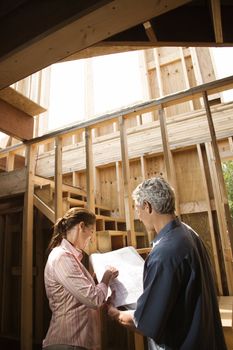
[153,213,176,235]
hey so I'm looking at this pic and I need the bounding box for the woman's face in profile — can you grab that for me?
[79,223,95,249]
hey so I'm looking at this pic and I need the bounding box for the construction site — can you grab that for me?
[0,1,233,350]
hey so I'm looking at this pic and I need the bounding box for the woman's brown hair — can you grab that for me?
[48,207,96,251]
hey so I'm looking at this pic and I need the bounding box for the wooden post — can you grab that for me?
[119,115,136,247]
[140,156,147,181]
[158,108,172,181]
[21,144,36,350]
[158,107,180,216]
[6,152,15,171]
[1,215,12,332]
[55,136,63,220]
[197,143,223,295]
[34,210,44,342]
[85,127,96,252]
[203,91,233,252]
[179,47,194,110]
[115,161,124,217]
[205,142,233,295]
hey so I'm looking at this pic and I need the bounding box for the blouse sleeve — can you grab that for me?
[54,252,108,309]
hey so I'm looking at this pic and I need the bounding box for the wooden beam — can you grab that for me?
[143,21,157,42]
[197,143,223,295]
[85,127,95,212]
[210,0,223,44]
[158,108,180,216]
[116,161,125,217]
[179,47,194,110]
[33,175,86,197]
[119,115,136,247]
[85,127,97,252]
[203,92,233,237]
[0,168,26,198]
[6,152,15,172]
[0,87,46,116]
[55,136,63,220]
[0,99,34,140]
[205,142,233,295]
[33,194,55,223]
[34,210,45,342]
[159,108,172,181]
[21,144,36,350]
[0,0,191,89]
[140,156,147,181]
[1,215,12,332]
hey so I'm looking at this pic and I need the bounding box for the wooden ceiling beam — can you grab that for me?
[143,21,158,42]
[0,0,191,89]
[0,87,46,116]
[210,0,223,44]
[0,99,34,140]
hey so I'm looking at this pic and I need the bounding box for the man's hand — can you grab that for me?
[106,296,137,331]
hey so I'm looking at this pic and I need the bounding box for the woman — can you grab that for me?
[43,207,118,350]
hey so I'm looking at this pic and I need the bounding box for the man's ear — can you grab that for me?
[146,202,152,214]
[144,201,152,214]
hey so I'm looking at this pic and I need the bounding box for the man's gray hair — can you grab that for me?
[132,177,175,214]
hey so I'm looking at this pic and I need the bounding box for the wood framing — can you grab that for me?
[55,136,63,220]
[119,115,136,247]
[0,0,190,89]
[1,72,233,350]
[21,144,36,350]
[210,0,223,44]
[0,99,34,140]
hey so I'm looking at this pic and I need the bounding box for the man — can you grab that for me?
[107,177,227,350]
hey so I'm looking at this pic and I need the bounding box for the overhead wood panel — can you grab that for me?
[0,99,34,140]
[0,87,46,116]
[0,0,191,89]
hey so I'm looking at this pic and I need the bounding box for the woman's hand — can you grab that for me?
[101,266,119,286]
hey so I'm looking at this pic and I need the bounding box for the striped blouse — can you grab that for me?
[43,238,108,349]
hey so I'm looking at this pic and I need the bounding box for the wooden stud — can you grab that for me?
[179,47,194,110]
[203,91,233,249]
[55,136,63,220]
[21,144,36,350]
[210,0,223,44]
[228,137,233,153]
[6,152,15,172]
[140,156,147,181]
[143,21,157,42]
[197,143,223,295]
[85,127,97,252]
[119,115,136,247]
[153,48,164,97]
[1,215,12,332]
[34,210,44,342]
[158,107,180,216]
[116,161,125,217]
[205,142,233,295]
